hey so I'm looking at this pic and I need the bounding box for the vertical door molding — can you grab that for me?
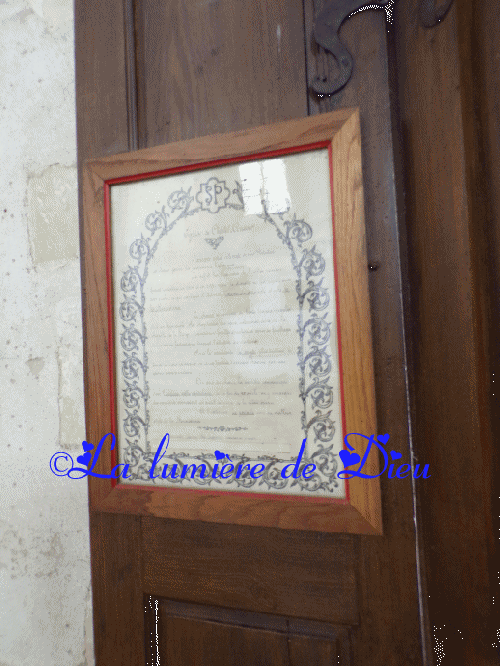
[305,3,427,663]
[76,1,145,664]
[393,0,499,663]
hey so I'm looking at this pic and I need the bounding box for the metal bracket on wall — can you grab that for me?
[311,0,391,97]
[419,0,454,27]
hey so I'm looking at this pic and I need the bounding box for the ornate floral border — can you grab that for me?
[115,174,340,494]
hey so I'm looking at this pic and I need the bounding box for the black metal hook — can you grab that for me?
[311,0,390,97]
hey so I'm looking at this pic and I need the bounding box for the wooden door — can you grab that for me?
[76,1,426,664]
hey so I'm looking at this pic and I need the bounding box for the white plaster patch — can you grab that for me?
[27,0,42,19]
[27,164,79,265]
[37,0,74,35]
[84,583,95,666]
[26,355,45,375]
[57,342,85,450]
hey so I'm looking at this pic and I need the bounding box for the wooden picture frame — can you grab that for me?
[81,107,382,534]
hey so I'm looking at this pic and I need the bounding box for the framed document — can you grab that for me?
[81,108,382,534]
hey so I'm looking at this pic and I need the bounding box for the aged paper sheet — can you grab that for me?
[110,149,345,497]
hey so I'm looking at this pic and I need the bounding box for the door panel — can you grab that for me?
[76,1,425,664]
[142,518,358,624]
[133,0,308,145]
[147,598,353,666]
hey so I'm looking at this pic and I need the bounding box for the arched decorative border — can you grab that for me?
[116,175,340,493]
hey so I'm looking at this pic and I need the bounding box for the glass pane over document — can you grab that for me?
[110,149,345,498]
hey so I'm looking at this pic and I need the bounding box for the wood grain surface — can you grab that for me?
[133,0,307,147]
[305,3,426,662]
[154,600,353,666]
[393,0,500,663]
[74,0,435,664]
[142,518,358,622]
[76,2,147,663]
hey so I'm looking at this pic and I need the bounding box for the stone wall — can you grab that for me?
[0,1,93,664]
